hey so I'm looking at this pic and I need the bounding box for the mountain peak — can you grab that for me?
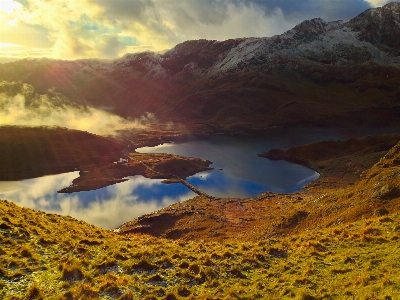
[348,2,400,54]
[293,17,328,31]
[383,1,400,10]
[283,17,344,43]
[291,17,328,37]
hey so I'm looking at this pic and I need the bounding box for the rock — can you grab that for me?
[376,208,389,216]
[373,185,400,200]
[269,248,288,258]
[344,257,356,264]
[0,223,11,230]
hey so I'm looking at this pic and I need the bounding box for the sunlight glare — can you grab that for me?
[366,0,389,7]
[0,43,23,48]
[0,0,22,13]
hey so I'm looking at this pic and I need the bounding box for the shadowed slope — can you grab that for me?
[0,126,124,180]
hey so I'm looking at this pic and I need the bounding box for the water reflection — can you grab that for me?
[2,131,350,229]
[138,135,321,197]
[187,169,319,198]
[0,172,196,229]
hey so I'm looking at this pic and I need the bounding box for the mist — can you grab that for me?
[0,81,156,136]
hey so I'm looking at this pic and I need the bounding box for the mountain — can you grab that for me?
[1,3,400,132]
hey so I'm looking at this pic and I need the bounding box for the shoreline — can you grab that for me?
[116,133,400,239]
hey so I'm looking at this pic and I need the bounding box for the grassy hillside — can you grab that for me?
[1,139,400,299]
[1,199,399,299]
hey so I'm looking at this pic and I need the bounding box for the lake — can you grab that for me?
[0,173,196,229]
[0,129,357,229]
[136,133,326,197]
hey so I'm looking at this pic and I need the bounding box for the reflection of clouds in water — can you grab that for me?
[137,143,176,153]
[188,168,320,198]
[67,177,195,229]
[188,171,269,198]
[295,172,320,189]
[198,185,251,198]
[0,168,319,227]
[139,137,320,195]
[188,171,212,181]
[57,193,190,230]
[106,176,162,198]
[0,172,79,209]
[0,173,196,230]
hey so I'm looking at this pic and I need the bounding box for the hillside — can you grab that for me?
[0,126,124,181]
[1,138,400,299]
[1,3,400,299]
[1,3,400,132]
[0,126,212,192]
[117,134,400,241]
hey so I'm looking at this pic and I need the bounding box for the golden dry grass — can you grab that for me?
[1,197,400,299]
[1,137,400,299]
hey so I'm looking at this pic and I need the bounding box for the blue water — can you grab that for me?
[0,130,351,229]
[137,134,323,198]
[0,173,196,229]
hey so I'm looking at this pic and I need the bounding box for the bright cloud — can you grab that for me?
[1,0,398,62]
[0,0,21,13]
[367,0,392,7]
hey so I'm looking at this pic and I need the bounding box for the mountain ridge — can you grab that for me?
[1,2,400,132]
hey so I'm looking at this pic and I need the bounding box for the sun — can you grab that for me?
[0,0,22,14]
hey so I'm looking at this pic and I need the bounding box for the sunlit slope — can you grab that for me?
[1,141,400,299]
[1,202,400,299]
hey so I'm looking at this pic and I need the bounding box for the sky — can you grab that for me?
[0,0,398,62]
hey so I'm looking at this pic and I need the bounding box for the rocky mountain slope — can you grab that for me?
[1,3,400,131]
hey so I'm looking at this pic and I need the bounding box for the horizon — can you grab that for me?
[1,0,399,63]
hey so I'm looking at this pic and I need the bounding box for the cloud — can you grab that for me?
[0,0,21,14]
[241,0,373,21]
[0,81,156,136]
[2,0,395,61]
[100,35,124,58]
[156,1,296,43]
[0,9,52,47]
[91,0,154,22]
[367,0,399,7]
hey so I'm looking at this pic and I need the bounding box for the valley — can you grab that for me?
[1,5,400,133]
[1,130,400,299]
[1,2,400,299]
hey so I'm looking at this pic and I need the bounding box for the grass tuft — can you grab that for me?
[61,261,85,282]
[25,285,44,300]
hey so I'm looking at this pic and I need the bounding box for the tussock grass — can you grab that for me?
[1,199,400,299]
[1,141,400,298]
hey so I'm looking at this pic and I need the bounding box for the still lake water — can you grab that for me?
[0,129,355,229]
[0,173,196,229]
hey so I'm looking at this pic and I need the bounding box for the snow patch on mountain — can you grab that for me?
[209,39,263,75]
